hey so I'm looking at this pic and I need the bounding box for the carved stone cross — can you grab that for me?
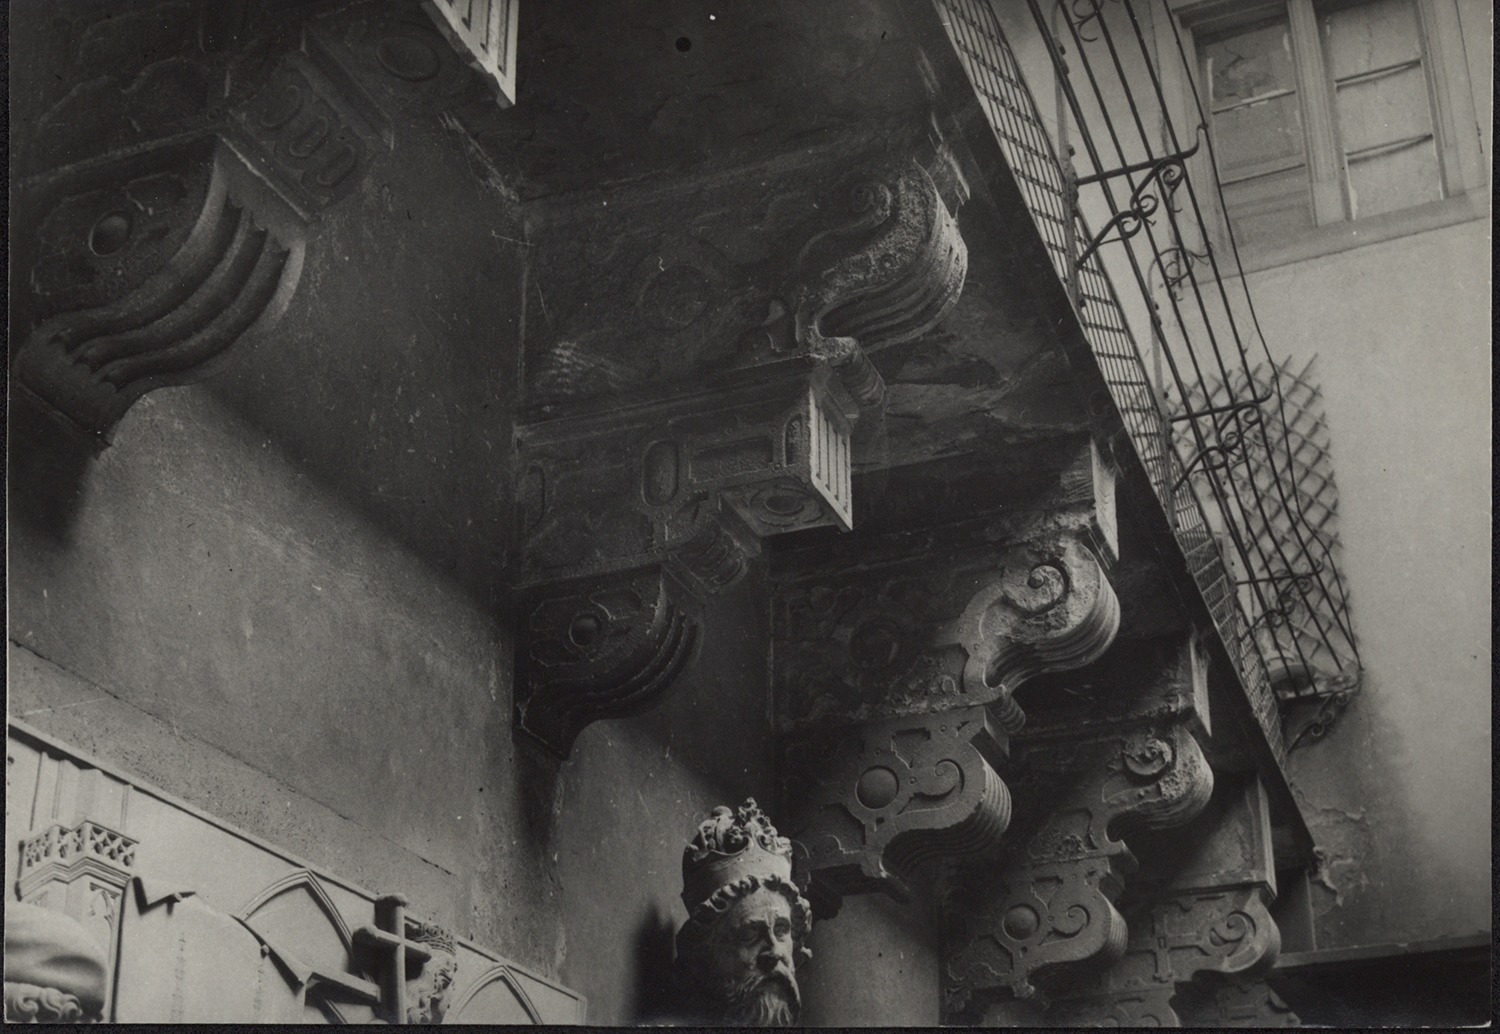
[353,895,439,1024]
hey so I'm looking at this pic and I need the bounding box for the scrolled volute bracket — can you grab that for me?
[785,705,1011,920]
[513,567,702,760]
[943,534,1120,731]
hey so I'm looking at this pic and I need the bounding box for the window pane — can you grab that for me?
[1206,19,1307,175]
[1347,140,1441,217]
[1335,65,1432,153]
[1322,0,1442,217]
[1321,0,1422,80]
[1222,165,1316,243]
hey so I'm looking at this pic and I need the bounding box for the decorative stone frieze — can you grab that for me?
[522,146,968,413]
[516,369,858,593]
[223,44,392,220]
[784,705,1010,919]
[513,567,702,759]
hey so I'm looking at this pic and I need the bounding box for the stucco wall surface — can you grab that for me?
[1243,216,1491,948]
[6,380,776,1020]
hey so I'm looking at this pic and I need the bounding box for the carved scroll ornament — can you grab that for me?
[788,157,969,408]
[785,705,1010,918]
[775,530,1120,734]
[514,568,700,759]
[942,535,1120,731]
[14,144,303,441]
[945,719,1213,1011]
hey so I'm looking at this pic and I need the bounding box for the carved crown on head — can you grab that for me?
[408,920,456,957]
[681,798,795,912]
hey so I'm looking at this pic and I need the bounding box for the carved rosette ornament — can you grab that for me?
[671,800,813,1026]
[784,706,1011,918]
[944,719,1214,1013]
[514,569,701,759]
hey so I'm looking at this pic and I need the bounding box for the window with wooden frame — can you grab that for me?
[1180,0,1485,251]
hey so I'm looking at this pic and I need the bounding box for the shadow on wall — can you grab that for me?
[7,392,99,547]
[631,902,678,1023]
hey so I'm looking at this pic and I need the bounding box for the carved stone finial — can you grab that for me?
[672,800,813,1026]
[3,902,109,1023]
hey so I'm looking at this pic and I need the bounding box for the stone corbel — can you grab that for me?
[1042,774,1298,1026]
[12,140,305,443]
[941,533,1121,731]
[780,154,969,411]
[784,705,1011,919]
[943,717,1214,1014]
[773,524,1119,736]
[513,567,702,760]
[11,5,421,446]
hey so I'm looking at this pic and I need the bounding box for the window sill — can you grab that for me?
[1224,189,1491,275]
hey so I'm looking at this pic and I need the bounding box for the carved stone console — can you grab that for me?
[12,140,306,442]
[511,141,973,758]
[771,461,1119,738]
[775,442,1122,917]
[784,706,1011,917]
[1043,774,1299,1027]
[9,0,500,444]
[942,636,1216,1020]
[513,567,703,760]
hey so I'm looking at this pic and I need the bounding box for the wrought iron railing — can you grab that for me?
[930,0,1362,763]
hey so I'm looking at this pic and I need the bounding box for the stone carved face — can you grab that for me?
[406,951,457,1025]
[699,887,801,1026]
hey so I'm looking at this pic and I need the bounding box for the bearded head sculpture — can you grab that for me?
[671,799,812,1026]
[404,921,457,1025]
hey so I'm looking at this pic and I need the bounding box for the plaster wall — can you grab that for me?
[798,887,942,1027]
[6,379,776,1022]
[1240,216,1491,948]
